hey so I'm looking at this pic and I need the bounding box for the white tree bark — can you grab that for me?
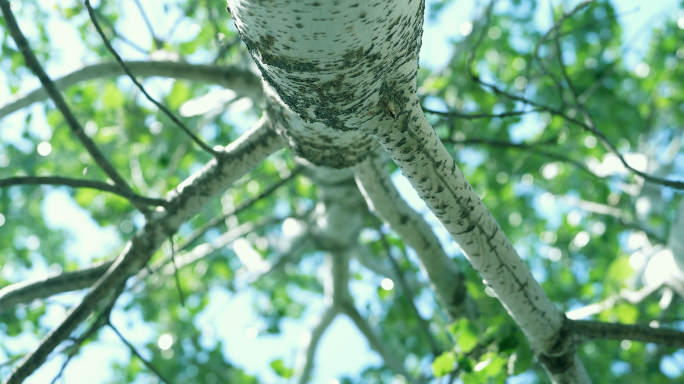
[226,0,589,381]
[354,150,475,320]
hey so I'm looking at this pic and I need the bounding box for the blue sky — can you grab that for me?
[1,0,683,383]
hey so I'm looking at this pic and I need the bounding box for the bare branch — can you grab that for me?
[0,260,114,315]
[0,61,262,119]
[294,307,339,384]
[423,107,541,120]
[2,118,285,384]
[376,224,442,356]
[566,284,662,320]
[340,302,410,379]
[354,151,475,320]
[572,320,684,348]
[177,166,302,252]
[0,176,169,207]
[0,1,135,198]
[85,0,217,156]
[109,323,170,384]
[471,77,684,190]
[131,0,161,48]
[444,137,602,182]
[50,282,123,384]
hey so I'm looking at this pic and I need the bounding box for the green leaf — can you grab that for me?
[269,358,293,378]
[432,351,456,377]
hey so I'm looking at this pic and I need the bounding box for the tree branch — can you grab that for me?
[0,260,114,315]
[0,176,169,207]
[294,306,339,384]
[471,77,684,190]
[423,107,541,120]
[572,320,684,348]
[354,150,475,320]
[0,1,137,202]
[566,284,663,320]
[85,0,217,156]
[108,322,170,384]
[2,117,285,384]
[176,166,302,253]
[376,224,442,356]
[0,61,262,120]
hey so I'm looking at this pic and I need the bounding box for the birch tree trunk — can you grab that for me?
[226,0,589,382]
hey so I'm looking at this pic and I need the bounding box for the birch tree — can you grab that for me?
[1,0,684,383]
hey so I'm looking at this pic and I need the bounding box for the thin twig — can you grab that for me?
[471,77,684,190]
[0,176,169,207]
[170,236,185,307]
[572,319,684,348]
[0,1,136,199]
[108,323,171,384]
[423,107,541,119]
[84,0,218,156]
[132,0,162,48]
[177,166,302,252]
[375,225,442,356]
[50,282,124,384]
[90,7,149,54]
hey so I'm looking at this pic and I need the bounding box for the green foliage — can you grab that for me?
[1,0,683,383]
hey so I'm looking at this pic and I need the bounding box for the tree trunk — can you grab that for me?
[226,0,589,382]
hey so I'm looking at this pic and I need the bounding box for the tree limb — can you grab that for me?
[294,306,339,384]
[0,61,262,120]
[2,117,285,384]
[0,1,138,205]
[572,320,684,348]
[566,284,663,320]
[354,150,475,320]
[85,0,217,156]
[0,176,169,207]
[0,260,114,315]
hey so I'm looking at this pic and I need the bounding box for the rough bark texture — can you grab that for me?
[226,1,589,382]
[354,150,474,320]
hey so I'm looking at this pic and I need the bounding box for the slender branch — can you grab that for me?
[108,323,170,384]
[90,7,149,54]
[2,118,285,384]
[572,320,684,348]
[566,284,662,320]
[376,225,442,356]
[471,77,684,190]
[423,107,541,120]
[85,0,218,156]
[131,0,161,48]
[340,302,411,378]
[0,176,168,207]
[444,137,602,181]
[0,260,114,314]
[295,307,339,384]
[0,61,262,119]
[0,1,134,196]
[531,0,596,68]
[50,281,124,384]
[176,166,302,253]
[170,237,185,306]
[354,150,474,320]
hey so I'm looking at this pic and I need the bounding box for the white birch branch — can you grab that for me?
[354,151,475,320]
[2,117,285,384]
[371,93,590,383]
[0,61,263,119]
